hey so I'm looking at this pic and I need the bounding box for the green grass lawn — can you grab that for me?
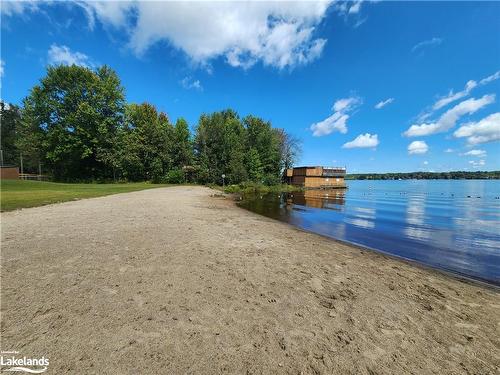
[0,180,171,211]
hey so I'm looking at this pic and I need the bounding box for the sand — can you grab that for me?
[1,186,499,374]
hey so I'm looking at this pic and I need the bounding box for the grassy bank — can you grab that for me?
[0,180,171,211]
[212,182,301,195]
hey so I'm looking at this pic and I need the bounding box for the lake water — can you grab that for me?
[239,180,500,285]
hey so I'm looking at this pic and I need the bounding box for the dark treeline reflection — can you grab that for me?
[239,189,346,220]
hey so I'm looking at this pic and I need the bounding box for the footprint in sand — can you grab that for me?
[102,287,118,295]
[310,277,323,292]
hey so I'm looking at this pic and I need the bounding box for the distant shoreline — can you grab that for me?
[346,171,500,180]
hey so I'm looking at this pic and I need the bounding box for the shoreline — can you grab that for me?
[237,202,500,290]
[1,186,499,373]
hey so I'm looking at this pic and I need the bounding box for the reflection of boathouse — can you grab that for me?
[285,166,346,189]
[286,190,345,209]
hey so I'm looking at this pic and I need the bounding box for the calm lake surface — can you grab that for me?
[239,180,500,285]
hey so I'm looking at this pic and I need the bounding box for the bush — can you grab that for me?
[222,181,298,194]
[163,168,185,184]
[150,158,164,184]
[162,169,185,184]
[262,173,281,186]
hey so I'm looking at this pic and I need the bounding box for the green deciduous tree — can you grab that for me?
[194,109,299,185]
[246,147,264,182]
[18,64,125,180]
[12,64,300,184]
[171,118,193,169]
[194,109,239,184]
[120,103,172,182]
[0,102,21,166]
[244,115,281,182]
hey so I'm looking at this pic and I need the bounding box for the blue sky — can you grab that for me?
[1,1,499,173]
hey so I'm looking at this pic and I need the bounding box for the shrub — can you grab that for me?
[163,168,185,184]
[262,173,281,186]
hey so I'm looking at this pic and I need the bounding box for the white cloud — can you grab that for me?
[334,0,367,27]
[444,148,454,153]
[180,76,203,91]
[479,71,500,85]
[454,112,500,145]
[75,1,131,30]
[408,141,428,155]
[342,133,379,149]
[374,98,394,109]
[5,1,383,71]
[0,0,42,16]
[423,161,429,165]
[79,1,332,70]
[419,71,500,119]
[47,44,92,67]
[348,1,363,14]
[403,94,495,137]
[332,96,361,112]
[432,80,477,111]
[411,37,442,53]
[461,149,486,158]
[310,112,349,137]
[311,96,362,137]
[469,159,486,168]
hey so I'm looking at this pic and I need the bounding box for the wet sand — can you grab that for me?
[1,186,499,374]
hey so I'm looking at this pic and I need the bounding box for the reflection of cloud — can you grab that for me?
[430,229,453,250]
[303,220,347,240]
[354,207,375,219]
[330,222,346,239]
[345,205,376,229]
[469,238,500,254]
[345,218,375,229]
[406,197,424,225]
[405,227,431,241]
[405,196,430,240]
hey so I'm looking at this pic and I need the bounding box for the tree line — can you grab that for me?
[346,171,500,180]
[0,65,300,184]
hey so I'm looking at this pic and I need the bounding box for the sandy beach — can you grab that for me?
[1,186,499,374]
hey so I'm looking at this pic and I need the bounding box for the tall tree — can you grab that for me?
[246,147,263,182]
[19,64,125,180]
[194,109,240,184]
[225,116,247,184]
[120,103,172,182]
[244,115,281,182]
[171,118,193,169]
[94,66,126,179]
[0,102,21,166]
[275,128,302,171]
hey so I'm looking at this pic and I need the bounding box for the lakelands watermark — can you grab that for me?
[0,351,49,373]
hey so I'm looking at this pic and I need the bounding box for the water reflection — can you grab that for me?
[404,195,431,241]
[346,206,376,229]
[239,180,500,285]
[286,190,345,210]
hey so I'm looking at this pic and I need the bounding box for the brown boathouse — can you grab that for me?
[285,166,346,189]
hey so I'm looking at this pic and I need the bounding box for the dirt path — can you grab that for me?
[1,186,499,374]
